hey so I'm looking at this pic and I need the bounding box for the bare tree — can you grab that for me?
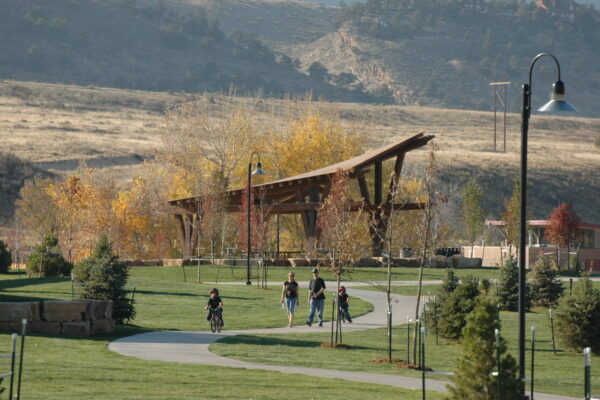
[318,170,369,346]
[413,144,441,364]
[368,173,417,361]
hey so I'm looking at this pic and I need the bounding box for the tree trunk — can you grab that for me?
[413,213,431,363]
[387,257,392,361]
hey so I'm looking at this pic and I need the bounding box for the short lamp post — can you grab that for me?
[246,152,265,285]
[518,53,576,399]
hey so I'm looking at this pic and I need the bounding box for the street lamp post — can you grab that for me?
[246,152,265,285]
[519,53,575,399]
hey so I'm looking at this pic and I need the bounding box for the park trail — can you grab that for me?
[109,283,578,400]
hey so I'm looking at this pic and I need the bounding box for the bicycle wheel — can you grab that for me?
[210,316,217,333]
[215,317,222,333]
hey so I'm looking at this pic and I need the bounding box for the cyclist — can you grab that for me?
[338,286,352,323]
[204,288,224,326]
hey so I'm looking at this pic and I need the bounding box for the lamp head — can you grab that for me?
[537,80,577,113]
[251,161,266,175]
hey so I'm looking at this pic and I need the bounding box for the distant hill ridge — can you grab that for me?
[308,0,600,116]
[0,0,372,102]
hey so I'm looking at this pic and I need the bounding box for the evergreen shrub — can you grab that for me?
[74,235,135,323]
[26,234,72,277]
[447,298,520,400]
[496,256,531,311]
[438,275,480,342]
[529,255,563,307]
[555,276,600,353]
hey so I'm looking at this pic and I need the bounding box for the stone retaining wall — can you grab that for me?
[0,300,115,336]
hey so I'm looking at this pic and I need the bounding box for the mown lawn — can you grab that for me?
[211,306,599,398]
[0,269,446,400]
[130,264,501,285]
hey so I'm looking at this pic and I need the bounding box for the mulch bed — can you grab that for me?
[369,358,405,363]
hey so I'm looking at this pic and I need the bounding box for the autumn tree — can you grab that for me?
[161,92,257,191]
[545,202,580,270]
[462,178,485,255]
[15,177,60,241]
[318,169,369,346]
[500,178,521,256]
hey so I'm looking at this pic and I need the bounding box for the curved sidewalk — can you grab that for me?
[109,285,578,400]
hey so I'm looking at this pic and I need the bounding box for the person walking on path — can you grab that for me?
[280,272,300,327]
[306,268,326,327]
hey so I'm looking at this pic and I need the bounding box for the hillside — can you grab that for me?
[0,0,372,102]
[288,0,600,116]
[1,80,599,223]
[0,153,53,219]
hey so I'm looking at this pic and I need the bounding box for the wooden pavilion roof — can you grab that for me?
[169,132,433,214]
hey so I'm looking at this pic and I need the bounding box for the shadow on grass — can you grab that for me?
[0,324,153,343]
[0,276,70,290]
[218,334,371,350]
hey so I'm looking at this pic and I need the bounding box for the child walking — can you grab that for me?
[338,286,352,323]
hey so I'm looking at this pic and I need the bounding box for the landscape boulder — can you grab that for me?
[43,300,89,322]
[0,302,40,321]
[61,321,91,336]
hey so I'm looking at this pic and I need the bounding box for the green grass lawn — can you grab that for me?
[211,307,599,398]
[0,268,373,331]
[0,269,443,399]
[358,284,442,297]
[130,264,501,285]
[0,330,444,400]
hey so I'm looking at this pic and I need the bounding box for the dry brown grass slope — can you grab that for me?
[1,80,599,222]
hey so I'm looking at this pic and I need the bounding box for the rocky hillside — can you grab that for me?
[289,0,600,117]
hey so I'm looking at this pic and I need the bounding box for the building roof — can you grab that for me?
[169,132,433,211]
[485,220,600,229]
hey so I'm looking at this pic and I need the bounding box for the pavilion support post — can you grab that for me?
[175,214,192,258]
[296,189,317,254]
[374,161,383,205]
[173,213,199,258]
[370,161,385,256]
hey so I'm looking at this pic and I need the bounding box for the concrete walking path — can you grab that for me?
[109,283,578,400]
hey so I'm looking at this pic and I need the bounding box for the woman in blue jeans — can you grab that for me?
[280,272,300,327]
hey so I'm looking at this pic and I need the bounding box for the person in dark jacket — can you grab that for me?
[306,268,326,327]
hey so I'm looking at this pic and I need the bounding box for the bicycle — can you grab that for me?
[208,308,223,333]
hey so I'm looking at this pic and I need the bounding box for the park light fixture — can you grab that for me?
[518,53,576,399]
[246,152,265,285]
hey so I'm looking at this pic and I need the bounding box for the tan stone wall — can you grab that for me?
[0,300,114,336]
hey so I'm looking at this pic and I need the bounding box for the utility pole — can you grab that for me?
[490,80,510,152]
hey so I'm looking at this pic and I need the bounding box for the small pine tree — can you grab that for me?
[425,269,459,331]
[438,275,480,341]
[74,235,134,323]
[26,234,72,277]
[530,255,563,307]
[0,240,12,273]
[446,298,520,400]
[496,256,531,312]
[555,276,600,353]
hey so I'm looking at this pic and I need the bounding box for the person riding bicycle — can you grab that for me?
[204,288,224,326]
[338,286,352,323]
